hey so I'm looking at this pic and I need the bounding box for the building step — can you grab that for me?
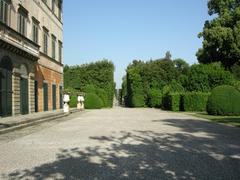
[0,109,79,135]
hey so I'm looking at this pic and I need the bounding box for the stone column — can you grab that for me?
[12,71,21,116]
[29,73,35,113]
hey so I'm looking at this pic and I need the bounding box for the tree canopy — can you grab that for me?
[197,0,240,68]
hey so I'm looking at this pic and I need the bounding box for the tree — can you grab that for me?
[197,0,240,68]
[165,51,172,60]
[173,58,190,75]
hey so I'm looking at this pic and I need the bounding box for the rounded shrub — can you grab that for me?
[85,93,103,109]
[207,85,240,116]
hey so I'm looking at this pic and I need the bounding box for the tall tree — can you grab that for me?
[197,0,240,68]
[165,51,172,60]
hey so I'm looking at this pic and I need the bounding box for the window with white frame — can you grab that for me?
[58,0,62,20]
[0,0,9,24]
[52,0,55,13]
[32,18,39,44]
[52,35,56,59]
[58,41,62,63]
[43,28,48,54]
[18,7,28,36]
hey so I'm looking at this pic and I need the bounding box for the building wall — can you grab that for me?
[0,48,36,115]
[35,63,63,112]
[0,0,63,116]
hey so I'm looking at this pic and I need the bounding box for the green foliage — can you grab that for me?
[122,54,237,110]
[197,0,240,68]
[125,61,145,107]
[85,93,103,109]
[187,63,234,92]
[82,85,109,107]
[233,81,240,92]
[207,85,240,115]
[231,63,240,80]
[131,94,145,107]
[147,89,162,108]
[162,80,185,96]
[162,93,181,111]
[124,55,182,107]
[83,84,96,94]
[173,59,190,75]
[69,95,77,108]
[182,92,210,112]
[96,88,109,107]
[64,60,115,107]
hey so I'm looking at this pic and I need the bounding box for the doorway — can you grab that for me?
[0,57,12,117]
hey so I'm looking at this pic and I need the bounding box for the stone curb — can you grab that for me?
[0,109,79,135]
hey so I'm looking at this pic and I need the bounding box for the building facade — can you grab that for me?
[0,0,63,117]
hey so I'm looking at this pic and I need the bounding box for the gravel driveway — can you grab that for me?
[0,107,239,179]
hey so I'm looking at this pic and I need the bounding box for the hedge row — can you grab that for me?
[162,93,181,111]
[182,92,210,112]
[163,92,210,112]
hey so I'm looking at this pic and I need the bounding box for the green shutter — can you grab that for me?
[43,83,48,111]
[52,84,56,110]
[59,86,63,109]
[34,81,38,112]
[20,78,28,115]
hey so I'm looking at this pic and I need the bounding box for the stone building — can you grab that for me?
[0,0,63,117]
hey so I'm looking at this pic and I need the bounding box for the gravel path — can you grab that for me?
[0,107,239,179]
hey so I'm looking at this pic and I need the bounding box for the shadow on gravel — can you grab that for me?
[3,119,240,179]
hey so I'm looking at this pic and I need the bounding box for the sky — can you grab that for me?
[63,0,210,88]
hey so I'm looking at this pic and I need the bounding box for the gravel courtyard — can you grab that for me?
[0,108,240,179]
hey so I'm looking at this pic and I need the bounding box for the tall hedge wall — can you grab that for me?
[64,60,115,107]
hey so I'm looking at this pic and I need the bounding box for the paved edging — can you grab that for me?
[0,109,79,135]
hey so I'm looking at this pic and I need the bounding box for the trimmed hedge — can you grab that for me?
[96,88,109,107]
[181,92,210,112]
[69,95,77,108]
[131,94,145,107]
[162,93,181,111]
[85,93,103,109]
[207,85,240,116]
[148,89,162,108]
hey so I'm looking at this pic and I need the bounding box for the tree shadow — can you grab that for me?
[3,122,240,179]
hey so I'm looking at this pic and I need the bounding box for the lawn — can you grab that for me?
[187,112,240,128]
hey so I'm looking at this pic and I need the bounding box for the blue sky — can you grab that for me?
[63,0,210,88]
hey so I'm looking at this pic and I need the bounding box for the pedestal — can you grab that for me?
[77,102,84,110]
[63,103,70,113]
